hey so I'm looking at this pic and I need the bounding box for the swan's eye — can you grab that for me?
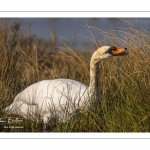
[110,46,116,50]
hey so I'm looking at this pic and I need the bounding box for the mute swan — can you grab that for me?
[3,46,127,131]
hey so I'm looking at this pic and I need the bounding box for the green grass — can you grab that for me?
[0,19,150,132]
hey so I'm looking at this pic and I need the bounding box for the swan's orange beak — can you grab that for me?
[112,48,128,56]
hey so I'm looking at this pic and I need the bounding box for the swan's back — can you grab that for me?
[18,79,87,103]
[13,79,88,121]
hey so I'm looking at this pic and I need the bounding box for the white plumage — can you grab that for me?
[3,46,127,131]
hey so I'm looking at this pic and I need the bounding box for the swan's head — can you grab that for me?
[95,46,128,60]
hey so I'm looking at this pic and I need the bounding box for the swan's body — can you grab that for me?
[3,46,127,131]
[5,79,89,123]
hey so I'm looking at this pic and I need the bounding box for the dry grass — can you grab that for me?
[0,19,150,132]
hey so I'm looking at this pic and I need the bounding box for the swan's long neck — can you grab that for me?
[89,56,101,100]
[87,46,110,101]
[78,46,111,107]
